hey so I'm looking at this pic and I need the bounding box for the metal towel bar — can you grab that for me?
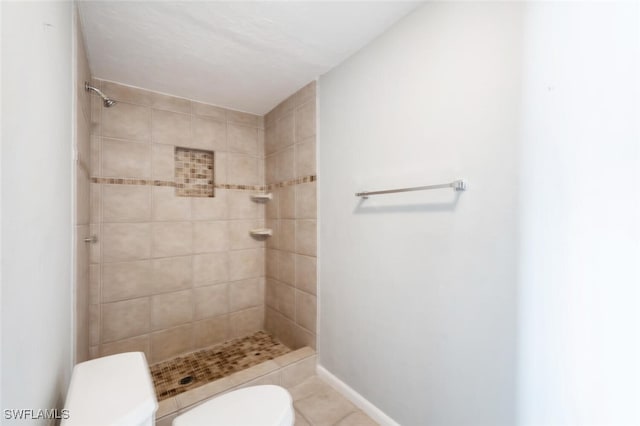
[356,179,467,199]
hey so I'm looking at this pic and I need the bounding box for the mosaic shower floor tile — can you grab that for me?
[149,331,291,401]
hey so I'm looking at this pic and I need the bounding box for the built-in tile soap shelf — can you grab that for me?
[249,228,273,237]
[250,193,272,202]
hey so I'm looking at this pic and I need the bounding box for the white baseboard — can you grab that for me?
[316,364,400,426]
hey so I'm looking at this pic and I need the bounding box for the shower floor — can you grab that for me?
[149,331,291,401]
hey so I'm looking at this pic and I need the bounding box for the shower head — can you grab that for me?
[85,82,116,107]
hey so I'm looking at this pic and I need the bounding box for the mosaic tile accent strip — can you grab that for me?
[174,147,214,197]
[266,175,316,190]
[91,175,317,191]
[149,331,291,401]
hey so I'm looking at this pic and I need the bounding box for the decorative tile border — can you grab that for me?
[90,175,317,191]
[266,175,316,190]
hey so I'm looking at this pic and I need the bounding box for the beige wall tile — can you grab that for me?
[192,116,226,151]
[100,335,150,359]
[102,260,151,302]
[295,81,316,107]
[265,154,277,184]
[194,315,229,348]
[90,223,101,263]
[151,256,193,293]
[227,190,258,219]
[277,147,295,182]
[90,93,102,135]
[295,255,316,295]
[293,325,316,350]
[240,370,282,388]
[150,324,193,362]
[228,123,258,155]
[176,376,234,410]
[89,264,100,305]
[192,221,229,253]
[266,249,278,280]
[280,220,296,252]
[102,223,151,262]
[101,81,153,106]
[276,113,295,151]
[265,125,277,155]
[90,135,101,176]
[151,144,175,180]
[295,100,316,141]
[215,151,228,183]
[102,138,151,178]
[102,297,150,342]
[194,283,228,319]
[89,304,100,345]
[229,278,263,311]
[265,308,296,349]
[278,251,295,286]
[229,249,264,281]
[191,190,228,220]
[265,188,279,219]
[151,92,191,114]
[295,182,316,219]
[191,101,227,121]
[229,307,264,338]
[156,413,178,426]
[275,281,295,320]
[102,102,151,141]
[90,183,101,224]
[229,220,264,250]
[152,109,191,146]
[226,110,262,128]
[151,289,193,330]
[273,347,316,367]
[157,397,178,419]
[279,185,295,219]
[295,137,316,177]
[266,219,280,250]
[295,220,316,256]
[152,186,191,221]
[281,356,317,388]
[102,184,151,223]
[193,253,229,286]
[152,222,192,257]
[296,291,316,333]
[227,153,259,185]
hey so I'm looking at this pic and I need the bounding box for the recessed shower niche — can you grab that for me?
[174,147,214,197]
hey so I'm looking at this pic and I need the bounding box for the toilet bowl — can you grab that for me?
[62,352,294,426]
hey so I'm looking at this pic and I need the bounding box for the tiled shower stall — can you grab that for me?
[83,78,316,363]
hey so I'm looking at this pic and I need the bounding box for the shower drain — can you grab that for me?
[179,375,194,385]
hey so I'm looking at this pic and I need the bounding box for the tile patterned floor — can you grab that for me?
[290,376,379,426]
[149,331,291,400]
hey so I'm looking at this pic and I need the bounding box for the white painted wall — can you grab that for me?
[319,1,639,425]
[1,1,73,420]
[517,2,640,425]
[318,3,523,425]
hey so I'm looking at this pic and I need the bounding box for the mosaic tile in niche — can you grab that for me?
[175,147,214,197]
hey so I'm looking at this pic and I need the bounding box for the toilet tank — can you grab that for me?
[62,352,158,426]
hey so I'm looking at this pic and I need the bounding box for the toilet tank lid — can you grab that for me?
[62,352,158,426]
[173,385,293,426]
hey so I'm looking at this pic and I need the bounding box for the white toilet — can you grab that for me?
[63,352,294,426]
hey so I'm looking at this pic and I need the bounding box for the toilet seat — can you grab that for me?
[173,385,294,426]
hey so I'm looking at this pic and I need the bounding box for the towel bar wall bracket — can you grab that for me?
[356,179,467,199]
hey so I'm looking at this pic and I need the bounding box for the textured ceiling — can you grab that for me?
[78,1,421,114]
